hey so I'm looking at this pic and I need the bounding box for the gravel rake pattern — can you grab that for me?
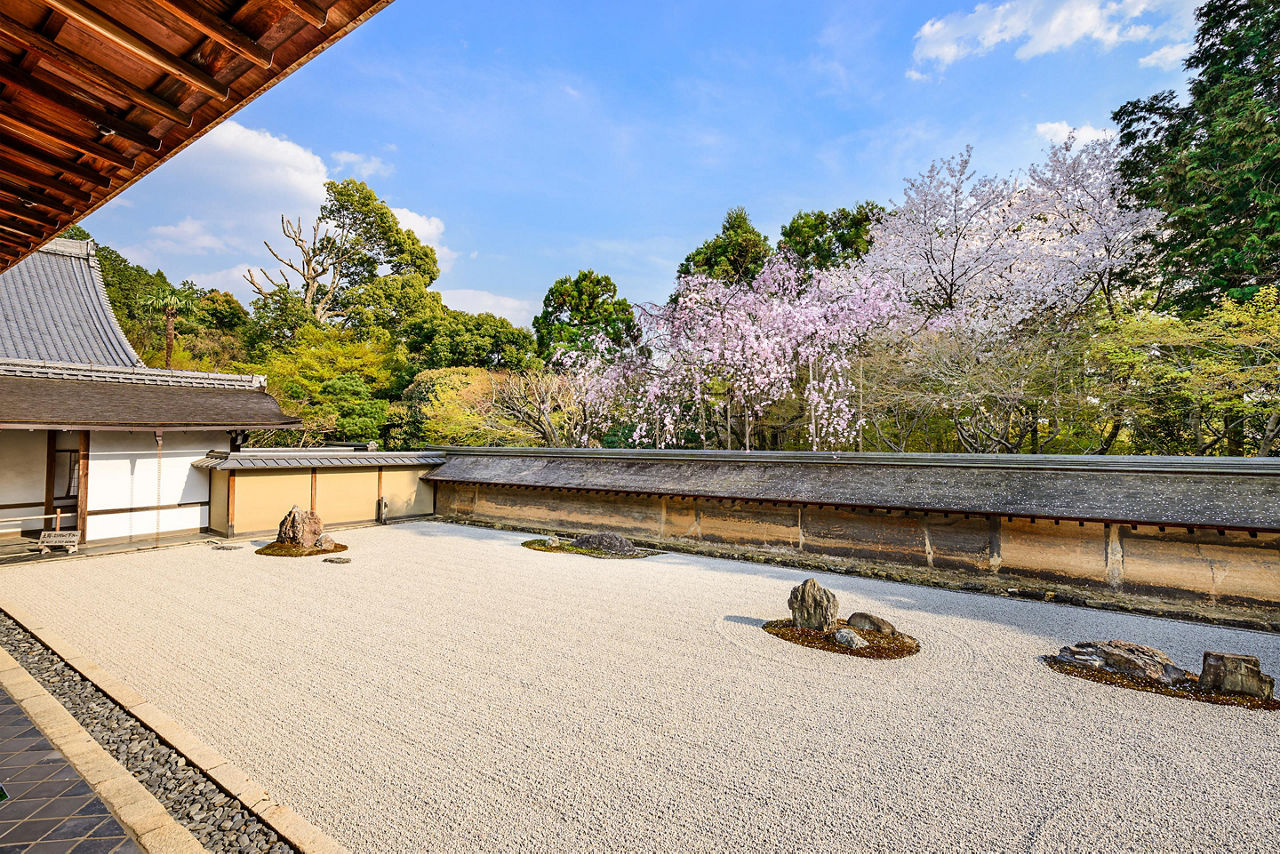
[0,611,294,854]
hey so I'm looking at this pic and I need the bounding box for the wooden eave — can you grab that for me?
[0,0,394,272]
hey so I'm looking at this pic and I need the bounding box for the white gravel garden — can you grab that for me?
[0,521,1275,853]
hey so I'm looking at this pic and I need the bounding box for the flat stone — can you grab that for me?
[1055,640,1189,686]
[846,612,897,636]
[1200,652,1274,700]
[322,557,351,565]
[832,628,866,649]
[788,578,838,631]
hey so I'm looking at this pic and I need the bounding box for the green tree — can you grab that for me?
[778,203,883,271]
[385,367,533,448]
[532,270,640,363]
[245,284,314,357]
[343,273,446,342]
[1113,0,1280,310]
[678,207,772,284]
[137,287,196,369]
[312,374,390,443]
[405,310,538,371]
[246,179,440,323]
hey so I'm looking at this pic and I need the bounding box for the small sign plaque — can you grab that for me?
[38,530,79,554]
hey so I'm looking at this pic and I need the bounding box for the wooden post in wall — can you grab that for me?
[227,470,236,538]
[76,431,89,544]
[310,467,317,513]
[43,431,56,523]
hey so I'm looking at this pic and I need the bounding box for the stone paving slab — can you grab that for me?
[0,688,138,853]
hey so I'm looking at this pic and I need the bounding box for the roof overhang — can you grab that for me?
[0,0,394,272]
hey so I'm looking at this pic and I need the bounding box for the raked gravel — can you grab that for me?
[0,521,1276,853]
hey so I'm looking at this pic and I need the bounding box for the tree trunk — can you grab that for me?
[163,311,175,370]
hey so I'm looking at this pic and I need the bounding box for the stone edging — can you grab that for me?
[0,601,347,854]
[0,645,202,853]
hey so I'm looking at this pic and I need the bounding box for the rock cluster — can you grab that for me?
[277,505,324,549]
[788,578,839,631]
[1054,640,1190,686]
[1055,641,1278,700]
[570,532,637,555]
[832,628,865,649]
[0,612,292,853]
[1200,652,1274,700]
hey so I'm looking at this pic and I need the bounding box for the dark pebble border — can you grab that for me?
[0,610,296,854]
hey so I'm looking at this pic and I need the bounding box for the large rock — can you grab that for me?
[788,578,839,631]
[570,532,637,555]
[1200,652,1275,700]
[847,612,897,636]
[1055,640,1190,686]
[277,505,324,549]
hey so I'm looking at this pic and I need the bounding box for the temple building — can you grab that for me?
[0,237,299,546]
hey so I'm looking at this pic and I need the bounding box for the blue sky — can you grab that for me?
[80,0,1199,324]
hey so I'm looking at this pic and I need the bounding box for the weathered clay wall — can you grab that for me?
[432,482,1280,606]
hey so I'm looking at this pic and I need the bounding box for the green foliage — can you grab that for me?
[1113,0,1280,309]
[677,207,772,284]
[385,367,532,448]
[59,225,91,240]
[320,178,440,289]
[245,285,314,357]
[532,269,640,362]
[343,273,445,342]
[405,309,539,371]
[778,203,883,271]
[313,374,390,443]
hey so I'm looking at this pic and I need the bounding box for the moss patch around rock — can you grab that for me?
[762,619,920,660]
[1042,657,1279,710]
[254,542,349,558]
[521,539,659,559]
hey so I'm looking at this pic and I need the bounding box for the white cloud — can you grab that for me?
[391,207,460,273]
[187,264,253,295]
[904,69,929,82]
[147,217,225,254]
[330,150,394,179]
[1138,40,1190,69]
[910,0,1198,72]
[1036,120,1114,144]
[438,289,537,325]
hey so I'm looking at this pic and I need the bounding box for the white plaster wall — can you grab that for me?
[85,430,227,542]
[0,430,46,536]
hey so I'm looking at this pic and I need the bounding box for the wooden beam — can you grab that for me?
[0,229,35,251]
[0,61,161,150]
[0,155,93,203]
[0,179,76,216]
[151,0,274,69]
[39,0,230,100]
[0,11,191,125]
[0,127,110,186]
[0,215,48,240]
[0,196,57,228]
[0,105,135,169]
[277,0,330,30]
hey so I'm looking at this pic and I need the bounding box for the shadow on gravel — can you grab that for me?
[724,615,766,628]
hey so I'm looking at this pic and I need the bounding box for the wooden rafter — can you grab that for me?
[0,11,191,126]
[151,0,274,69]
[0,0,395,276]
[37,0,229,100]
[0,61,160,150]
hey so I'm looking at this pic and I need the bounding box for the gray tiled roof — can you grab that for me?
[194,450,445,470]
[0,238,142,367]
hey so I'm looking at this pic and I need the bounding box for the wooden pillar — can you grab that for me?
[227,470,236,537]
[310,467,317,513]
[42,431,56,521]
[75,431,89,544]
